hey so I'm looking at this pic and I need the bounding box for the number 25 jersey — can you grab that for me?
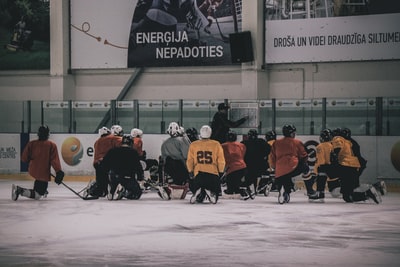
[186,139,226,176]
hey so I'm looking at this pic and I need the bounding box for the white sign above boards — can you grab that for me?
[265,13,400,63]
[229,102,259,128]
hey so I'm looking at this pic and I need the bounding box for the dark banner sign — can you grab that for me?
[71,0,242,69]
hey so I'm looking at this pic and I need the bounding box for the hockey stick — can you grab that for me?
[60,181,99,200]
[215,19,229,43]
[51,174,98,200]
[214,15,230,43]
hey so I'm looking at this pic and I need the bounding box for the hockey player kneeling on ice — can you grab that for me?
[157,122,191,200]
[186,125,225,204]
[330,127,382,204]
[221,130,253,200]
[90,126,122,198]
[304,129,334,202]
[241,129,270,197]
[13,125,64,201]
[101,135,144,200]
[270,124,309,204]
[161,122,190,186]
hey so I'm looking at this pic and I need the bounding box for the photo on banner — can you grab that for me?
[0,0,50,70]
[70,0,243,69]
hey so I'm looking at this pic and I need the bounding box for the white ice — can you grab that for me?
[1,179,399,267]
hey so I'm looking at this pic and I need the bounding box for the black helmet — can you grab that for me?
[38,125,50,141]
[265,130,276,141]
[218,103,230,111]
[226,130,237,142]
[121,134,133,146]
[341,128,351,139]
[332,127,342,137]
[247,129,258,140]
[282,124,296,137]
[185,127,199,142]
[319,129,332,142]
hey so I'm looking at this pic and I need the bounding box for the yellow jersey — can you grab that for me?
[313,141,333,173]
[332,136,361,168]
[186,139,226,176]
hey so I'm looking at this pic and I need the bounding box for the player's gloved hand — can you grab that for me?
[189,172,195,180]
[330,151,339,165]
[55,170,65,185]
[301,162,312,178]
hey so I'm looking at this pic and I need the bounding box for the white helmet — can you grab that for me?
[137,129,143,137]
[200,125,212,139]
[111,125,123,136]
[179,126,185,136]
[98,126,110,136]
[130,128,141,137]
[167,122,180,137]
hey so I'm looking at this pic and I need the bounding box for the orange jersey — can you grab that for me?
[21,139,62,182]
[93,134,122,165]
[133,137,144,157]
[221,141,246,174]
[270,137,308,178]
[186,139,225,176]
[267,139,275,167]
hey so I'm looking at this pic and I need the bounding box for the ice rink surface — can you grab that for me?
[1,179,399,267]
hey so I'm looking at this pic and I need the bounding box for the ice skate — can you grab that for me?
[262,183,273,196]
[239,188,251,200]
[190,188,202,204]
[283,192,290,203]
[11,184,23,201]
[373,181,387,196]
[239,187,254,201]
[247,188,255,200]
[113,184,125,200]
[308,191,325,203]
[107,183,117,201]
[278,191,290,204]
[205,189,217,204]
[157,185,171,200]
[82,180,95,198]
[256,175,272,196]
[366,187,382,204]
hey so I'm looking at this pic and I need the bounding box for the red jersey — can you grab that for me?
[133,137,144,157]
[21,139,62,182]
[93,134,121,165]
[221,141,246,175]
[270,137,308,178]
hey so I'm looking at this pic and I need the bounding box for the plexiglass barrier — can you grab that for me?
[1,98,399,136]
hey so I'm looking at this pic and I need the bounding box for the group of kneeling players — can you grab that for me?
[12,122,386,205]
[84,121,385,205]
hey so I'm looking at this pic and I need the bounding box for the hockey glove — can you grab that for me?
[330,149,340,166]
[55,170,65,185]
[189,172,195,180]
